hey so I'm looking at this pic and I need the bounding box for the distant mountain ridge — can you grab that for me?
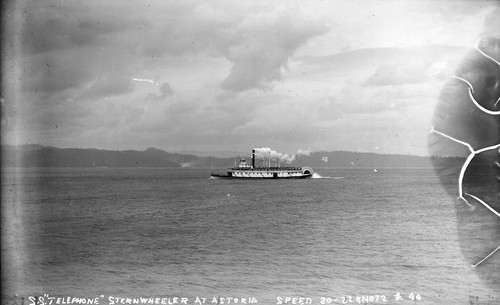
[1,144,464,168]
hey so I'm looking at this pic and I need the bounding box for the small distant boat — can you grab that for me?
[373,169,379,173]
[210,149,313,179]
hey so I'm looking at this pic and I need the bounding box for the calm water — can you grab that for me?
[2,167,498,304]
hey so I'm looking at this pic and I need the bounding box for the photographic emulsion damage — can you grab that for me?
[1,1,499,304]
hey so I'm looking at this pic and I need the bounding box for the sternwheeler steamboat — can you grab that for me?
[210,149,313,179]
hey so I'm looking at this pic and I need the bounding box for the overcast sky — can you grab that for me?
[2,0,499,156]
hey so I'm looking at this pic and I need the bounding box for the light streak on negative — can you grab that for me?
[464,193,500,218]
[452,76,500,115]
[453,76,475,94]
[132,78,159,86]
[472,245,500,268]
[476,45,500,108]
[476,44,500,66]
[454,46,500,110]
[466,86,500,115]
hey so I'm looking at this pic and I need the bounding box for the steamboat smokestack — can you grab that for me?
[252,149,255,168]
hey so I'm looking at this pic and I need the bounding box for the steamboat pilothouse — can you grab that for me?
[210,149,314,179]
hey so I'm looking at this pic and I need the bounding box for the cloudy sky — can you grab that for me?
[2,0,499,156]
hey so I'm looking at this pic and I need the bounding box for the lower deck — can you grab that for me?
[211,167,313,179]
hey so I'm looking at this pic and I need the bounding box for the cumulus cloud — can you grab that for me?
[364,61,429,86]
[147,83,174,101]
[16,1,329,102]
[482,8,500,37]
[16,2,171,99]
[417,0,499,22]
[310,44,468,125]
[21,53,91,96]
[221,6,329,92]
[320,83,395,117]
[80,74,134,100]
[20,1,148,56]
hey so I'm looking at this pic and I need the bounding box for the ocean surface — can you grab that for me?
[2,167,498,305]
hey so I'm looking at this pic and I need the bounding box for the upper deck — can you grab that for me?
[231,157,303,171]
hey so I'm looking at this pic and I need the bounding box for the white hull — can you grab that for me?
[211,167,313,179]
[210,149,313,179]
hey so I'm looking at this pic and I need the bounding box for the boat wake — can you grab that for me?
[311,173,345,179]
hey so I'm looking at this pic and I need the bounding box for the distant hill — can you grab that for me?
[1,144,464,168]
[1,145,182,168]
